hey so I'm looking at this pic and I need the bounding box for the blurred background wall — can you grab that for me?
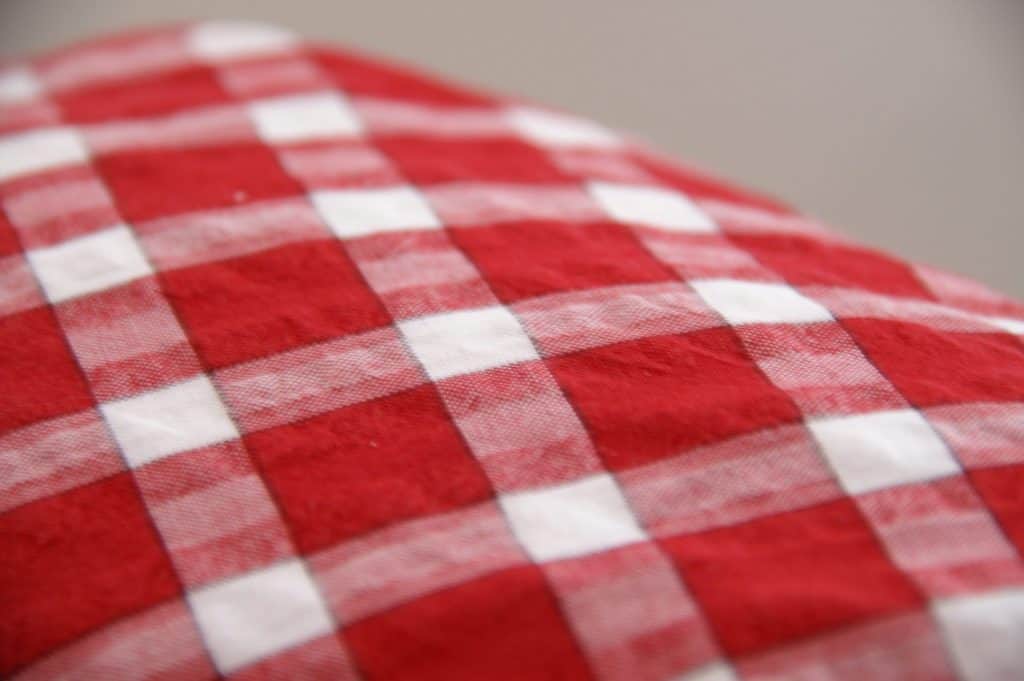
[3,0,1022,296]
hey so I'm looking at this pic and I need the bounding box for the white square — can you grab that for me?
[101,375,239,468]
[187,21,297,61]
[588,181,716,232]
[985,316,1024,335]
[188,559,334,674]
[0,127,89,182]
[0,67,41,103]
[311,186,441,239]
[671,664,738,681]
[934,588,1024,681]
[500,474,646,563]
[808,409,960,494]
[399,305,539,381]
[248,92,362,143]
[28,225,153,303]
[692,279,833,325]
[508,108,620,148]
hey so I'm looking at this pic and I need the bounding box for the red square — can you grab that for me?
[660,499,922,656]
[248,385,492,554]
[731,233,934,299]
[844,319,1024,407]
[0,473,180,674]
[96,144,303,222]
[376,137,569,185]
[55,66,230,124]
[970,463,1024,555]
[452,220,673,302]
[0,306,93,435]
[548,329,801,470]
[161,240,391,368]
[0,210,20,257]
[344,565,593,681]
[312,49,494,106]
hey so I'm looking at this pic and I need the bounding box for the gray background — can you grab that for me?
[3,1,1022,297]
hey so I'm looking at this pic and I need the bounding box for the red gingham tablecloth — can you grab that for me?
[2,20,1024,681]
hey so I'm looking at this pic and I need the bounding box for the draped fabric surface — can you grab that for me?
[3,21,1024,681]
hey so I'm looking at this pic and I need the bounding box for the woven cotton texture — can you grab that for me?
[3,21,1024,681]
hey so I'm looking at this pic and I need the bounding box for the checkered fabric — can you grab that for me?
[2,20,1024,681]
